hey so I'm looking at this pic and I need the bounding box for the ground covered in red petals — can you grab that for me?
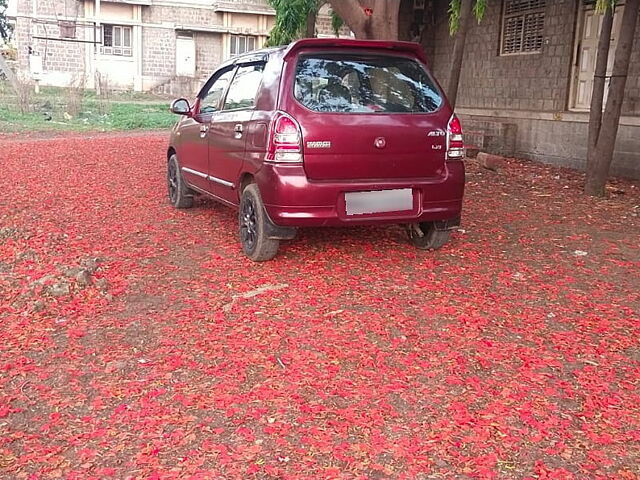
[1,134,639,480]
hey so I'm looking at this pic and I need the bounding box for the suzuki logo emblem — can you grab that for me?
[374,137,386,149]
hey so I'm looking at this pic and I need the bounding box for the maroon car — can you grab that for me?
[167,38,465,261]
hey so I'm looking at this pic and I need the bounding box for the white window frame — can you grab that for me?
[229,35,257,57]
[102,24,133,57]
[500,0,546,56]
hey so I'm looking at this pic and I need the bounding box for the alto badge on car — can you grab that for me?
[167,38,465,261]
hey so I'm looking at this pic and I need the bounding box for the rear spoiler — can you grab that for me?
[283,38,430,66]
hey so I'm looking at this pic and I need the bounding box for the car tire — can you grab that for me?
[239,184,280,262]
[167,153,194,209]
[409,222,451,250]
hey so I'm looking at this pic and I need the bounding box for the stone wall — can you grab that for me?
[316,4,352,38]
[421,0,640,178]
[429,0,577,112]
[460,113,640,179]
[141,5,224,26]
[15,0,86,79]
[425,0,640,115]
[194,32,223,76]
[142,26,175,78]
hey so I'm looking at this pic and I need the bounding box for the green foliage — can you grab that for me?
[266,0,318,46]
[472,0,486,25]
[331,9,344,37]
[448,0,461,36]
[0,0,13,41]
[595,0,617,11]
[266,0,344,46]
[448,0,487,35]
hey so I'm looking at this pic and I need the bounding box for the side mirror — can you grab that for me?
[170,98,191,116]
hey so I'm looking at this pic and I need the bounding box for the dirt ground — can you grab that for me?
[0,134,638,479]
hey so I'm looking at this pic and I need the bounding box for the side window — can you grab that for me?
[222,64,264,111]
[200,69,234,114]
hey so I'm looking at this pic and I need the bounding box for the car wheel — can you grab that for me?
[167,153,194,209]
[408,222,451,250]
[239,184,279,262]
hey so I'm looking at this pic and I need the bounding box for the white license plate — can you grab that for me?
[345,188,413,216]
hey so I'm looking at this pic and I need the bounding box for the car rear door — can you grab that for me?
[285,52,450,181]
[207,62,265,204]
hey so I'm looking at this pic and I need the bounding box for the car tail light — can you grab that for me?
[447,115,464,161]
[267,112,303,163]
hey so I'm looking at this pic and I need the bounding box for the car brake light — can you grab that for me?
[268,112,303,163]
[447,115,464,161]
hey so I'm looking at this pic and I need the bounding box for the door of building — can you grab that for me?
[572,5,624,110]
[176,33,196,77]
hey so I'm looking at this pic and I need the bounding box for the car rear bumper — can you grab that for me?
[255,162,465,228]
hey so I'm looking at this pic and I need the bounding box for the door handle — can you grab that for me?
[199,124,209,133]
[234,124,243,139]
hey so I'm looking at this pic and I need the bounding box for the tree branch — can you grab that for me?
[328,0,367,37]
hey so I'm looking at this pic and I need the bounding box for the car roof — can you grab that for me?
[218,38,428,70]
[283,38,428,64]
[218,46,287,69]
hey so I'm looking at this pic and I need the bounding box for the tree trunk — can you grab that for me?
[586,7,613,171]
[0,53,18,92]
[328,0,400,40]
[585,0,639,196]
[446,0,473,109]
[306,8,317,38]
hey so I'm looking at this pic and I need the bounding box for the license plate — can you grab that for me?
[345,188,413,216]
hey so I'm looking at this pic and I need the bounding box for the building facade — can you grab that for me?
[414,0,640,178]
[12,0,278,92]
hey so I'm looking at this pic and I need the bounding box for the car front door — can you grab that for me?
[179,67,234,193]
[208,62,265,203]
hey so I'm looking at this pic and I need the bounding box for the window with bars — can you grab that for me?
[230,35,257,57]
[102,25,132,57]
[501,0,545,55]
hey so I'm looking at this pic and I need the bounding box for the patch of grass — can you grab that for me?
[106,103,177,130]
[0,82,177,132]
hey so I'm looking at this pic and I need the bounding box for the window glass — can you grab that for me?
[200,69,234,114]
[113,26,122,47]
[223,64,264,110]
[294,54,442,114]
[103,25,113,47]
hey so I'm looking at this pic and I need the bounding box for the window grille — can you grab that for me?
[501,0,545,55]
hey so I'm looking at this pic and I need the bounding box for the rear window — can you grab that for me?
[294,53,443,114]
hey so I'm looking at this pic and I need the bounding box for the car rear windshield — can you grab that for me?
[294,53,443,114]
